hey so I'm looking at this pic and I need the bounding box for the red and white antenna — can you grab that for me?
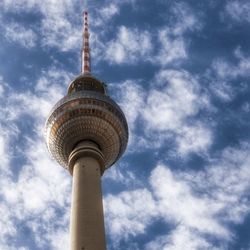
[82,11,91,74]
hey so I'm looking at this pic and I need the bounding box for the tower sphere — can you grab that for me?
[45,73,128,171]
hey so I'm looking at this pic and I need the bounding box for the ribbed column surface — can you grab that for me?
[70,155,106,250]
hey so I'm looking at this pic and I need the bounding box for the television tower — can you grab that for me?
[45,11,128,250]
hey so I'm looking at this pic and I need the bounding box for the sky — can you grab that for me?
[0,0,250,249]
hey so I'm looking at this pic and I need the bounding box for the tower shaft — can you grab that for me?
[69,141,106,250]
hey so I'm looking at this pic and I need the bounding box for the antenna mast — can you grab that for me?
[82,11,91,73]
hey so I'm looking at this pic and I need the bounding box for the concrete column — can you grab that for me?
[68,141,106,250]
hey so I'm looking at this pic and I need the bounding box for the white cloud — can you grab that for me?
[145,225,219,250]
[143,70,199,131]
[152,2,201,66]
[40,15,80,51]
[210,48,250,102]
[4,22,37,48]
[143,70,211,155]
[0,0,135,54]
[0,138,71,248]
[209,79,235,102]
[212,55,250,80]
[104,19,195,66]
[0,203,17,248]
[1,0,37,12]
[155,29,187,65]
[0,78,19,172]
[112,69,212,156]
[90,2,201,67]
[177,123,212,156]
[90,0,138,30]
[105,164,221,248]
[0,76,6,97]
[150,165,228,237]
[104,188,157,241]
[1,0,202,68]
[4,67,70,132]
[105,26,152,64]
[1,0,79,52]
[225,1,250,23]
[111,79,150,152]
[37,0,79,51]
[105,142,250,249]
[104,162,138,188]
[101,3,119,17]
[2,0,72,15]
[0,134,10,171]
[112,80,144,128]
[1,0,201,67]
[196,145,250,223]
[48,228,70,250]
[0,69,72,249]
[171,2,201,35]
[97,2,202,67]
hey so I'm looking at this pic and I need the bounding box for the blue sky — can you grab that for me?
[0,0,250,249]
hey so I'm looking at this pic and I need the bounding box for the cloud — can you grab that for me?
[95,2,202,66]
[209,47,250,102]
[1,0,79,52]
[195,144,250,224]
[143,70,200,131]
[225,1,250,23]
[0,0,135,55]
[0,76,5,96]
[112,80,144,129]
[113,69,212,156]
[105,163,224,248]
[111,79,153,153]
[152,2,202,66]
[150,165,228,237]
[170,2,202,35]
[0,68,72,249]
[104,188,157,241]
[145,225,219,250]
[142,70,211,155]
[102,4,200,66]
[4,22,37,48]
[105,142,250,249]
[0,138,71,249]
[1,0,37,12]
[176,123,212,156]
[100,3,119,19]
[103,162,139,188]
[4,67,70,131]
[37,0,80,52]
[105,26,152,64]
[154,28,187,65]
[40,13,80,51]
[92,3,120,27]
[17,138,71,249]
[212,51,250,80]
[1,0,201,67]
[1,0,72,15]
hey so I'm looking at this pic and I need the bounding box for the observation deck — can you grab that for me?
[45,73,128,171]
